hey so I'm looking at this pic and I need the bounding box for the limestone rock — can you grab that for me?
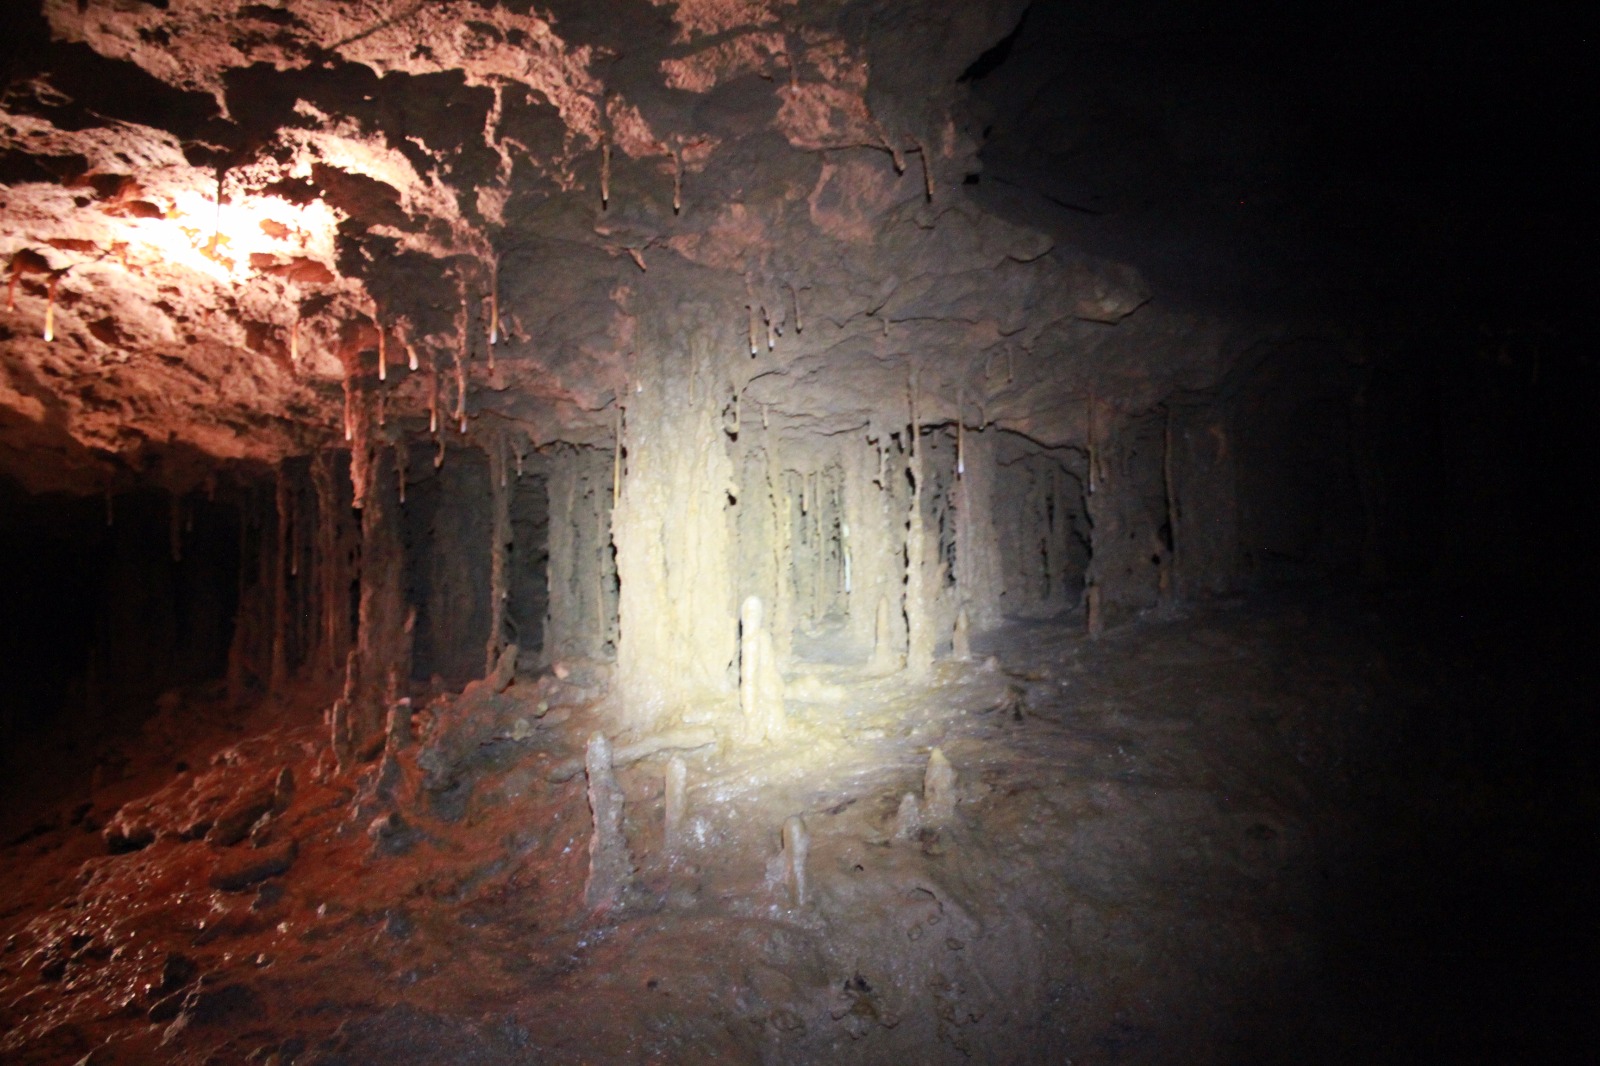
[209,838,297,892]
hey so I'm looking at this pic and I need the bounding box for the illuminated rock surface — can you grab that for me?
[1,0,1593,1062]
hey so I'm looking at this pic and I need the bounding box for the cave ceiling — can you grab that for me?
[1,0,1582,495]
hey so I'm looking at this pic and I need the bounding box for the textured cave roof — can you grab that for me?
[1,0,1588,495]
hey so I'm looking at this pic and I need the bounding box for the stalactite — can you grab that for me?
[914,138,934,202]
[289,314,300,368]
[349,359,373,511]
[671,146,682,214]
[954,426,1003,631]
[375,315,386,381]
[312,452,338,676]
[600,137,612,211]
[764,307,776,351]
[746,301,759,357]
[396,438,409,505]
[487,253,500,350]
[612,402,623,508]
[905,375,935,680]
[768,444,794,664]
[790,283,802,334]
[485,434,511,678]
[428,349,440,434]
[454,275,470,431]
[42,272,60,342]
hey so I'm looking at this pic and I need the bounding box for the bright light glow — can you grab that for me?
[133,187,343,284]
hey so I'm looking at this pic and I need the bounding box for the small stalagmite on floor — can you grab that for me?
[782,815,809,906]
[583,732,632,912]
[663,755,688,855]
[923,747,958,825]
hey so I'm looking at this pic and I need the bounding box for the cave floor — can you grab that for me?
[1,592,1586,1064]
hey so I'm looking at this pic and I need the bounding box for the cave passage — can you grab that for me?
[1,0,1593,1062]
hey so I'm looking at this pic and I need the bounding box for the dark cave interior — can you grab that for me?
[1,1,1595,1063]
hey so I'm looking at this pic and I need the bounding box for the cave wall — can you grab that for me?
[0,480,239,744]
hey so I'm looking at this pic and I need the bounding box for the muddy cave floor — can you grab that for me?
[2,591,1595,1065]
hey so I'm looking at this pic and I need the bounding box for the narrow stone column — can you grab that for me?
[739,595,785,743]
[584,732,631,912]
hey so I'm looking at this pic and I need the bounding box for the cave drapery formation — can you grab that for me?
[2,0,1595,1060]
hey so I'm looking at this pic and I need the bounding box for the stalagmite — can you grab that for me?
[781,815,809,906]
[663,756,687,854]
[1086,583,1104,639]
[384,691,412,754]
[600,137,611,210]
[953,606,971,660]
[583,732,631,912]
[893,792,922,841]
[923,747,957,825]
[739,595,785,743]
[330,650,358,770]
